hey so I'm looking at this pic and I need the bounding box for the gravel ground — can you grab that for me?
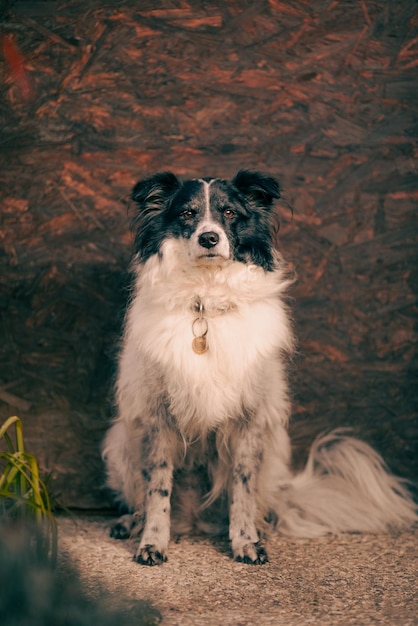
[58,515,417,626]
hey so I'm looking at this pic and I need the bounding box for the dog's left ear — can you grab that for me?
[232,170,280,208]
[131,172,181,212]
[130,172,181,262]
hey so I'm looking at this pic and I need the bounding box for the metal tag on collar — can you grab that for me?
[192,299,208,354]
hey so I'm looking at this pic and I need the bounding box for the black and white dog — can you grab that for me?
[102,171,417,565]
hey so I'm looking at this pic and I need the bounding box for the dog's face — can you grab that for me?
[131,170,280,271]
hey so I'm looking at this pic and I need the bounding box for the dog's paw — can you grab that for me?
[134,544,167,566]
[110,522,131,540]
[234,541,269,565]
[110,512,144,540]
[109,513,137,540]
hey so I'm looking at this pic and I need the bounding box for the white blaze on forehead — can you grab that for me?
[188,178,230,260]
[198,179,214,221]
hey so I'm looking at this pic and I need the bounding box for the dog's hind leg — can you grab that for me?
[228,419,268,564]
[110,512,144,540]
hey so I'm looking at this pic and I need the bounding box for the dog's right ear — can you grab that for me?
[231,170,280,209]
[131,172,181,212]
[131,172,181,262]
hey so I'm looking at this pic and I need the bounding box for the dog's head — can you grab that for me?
[130,170,280,271]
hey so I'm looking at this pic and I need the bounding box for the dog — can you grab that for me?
[102,170,417,565]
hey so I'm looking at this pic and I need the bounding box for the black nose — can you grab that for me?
[198,231,219,249]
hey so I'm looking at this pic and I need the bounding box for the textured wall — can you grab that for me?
[1,0,417,507]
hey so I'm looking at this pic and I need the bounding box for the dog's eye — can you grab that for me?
[180,209,196,220]
[223,208,235,219]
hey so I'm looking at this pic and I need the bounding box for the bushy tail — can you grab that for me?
[274,430,418,538]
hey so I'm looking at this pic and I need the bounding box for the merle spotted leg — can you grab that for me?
[134,426,175,566]
[229,420,268,564]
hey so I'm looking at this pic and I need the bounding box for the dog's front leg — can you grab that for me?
[229,420,268,564]
[134,425,175,566]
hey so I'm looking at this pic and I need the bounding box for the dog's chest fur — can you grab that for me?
[120,240,292,434]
